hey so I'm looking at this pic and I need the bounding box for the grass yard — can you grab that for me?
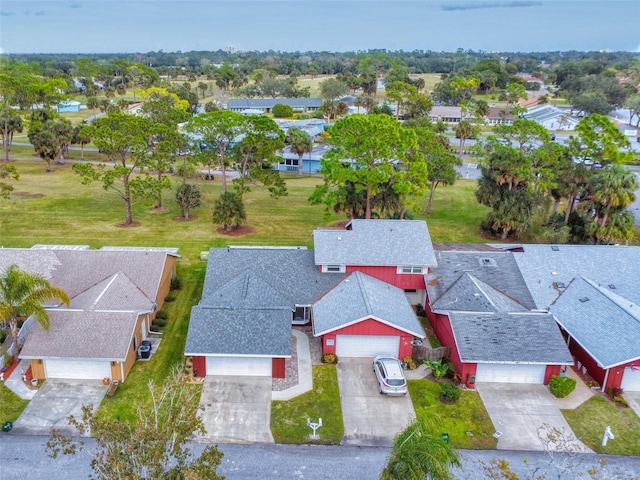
[562,396,640,455]
[97,263,206,421]
[271,364,344,444]
[0,384,30,423]
[408,379,497,450]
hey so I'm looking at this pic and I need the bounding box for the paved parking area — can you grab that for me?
[476,383,591,452]
[337,358,415,446]
[10,380,106,436]
[198,376,274,444]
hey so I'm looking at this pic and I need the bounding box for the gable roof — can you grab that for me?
[313,219,437,267]
[185,306,292,357]
[511,244,640,310]
[20,310,139,361]
[312,271,425,338]
[551,277,640,368]
[431,272,528,313]
[449,312,573,364]
[426,250,536,311]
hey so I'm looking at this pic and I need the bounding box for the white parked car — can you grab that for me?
[373,355,408,396]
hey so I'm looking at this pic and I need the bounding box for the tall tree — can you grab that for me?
[46,367,225,480]
[380,417,460,480]
[310,114,426,219]
[0,108,23,161]
[29,129,60,172]
[569,113,635,166]
[319,78,349,101]
[494,118,551,154]
[454,120,479,156]
[0,264,70,354]
[72,112,155,225]
[175,183,201,220]
[184,111,246,193]
[287,127,313,176]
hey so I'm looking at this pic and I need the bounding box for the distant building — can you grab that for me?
[524,104,579,131]
[57,100,82,113]
[227,98,323,114]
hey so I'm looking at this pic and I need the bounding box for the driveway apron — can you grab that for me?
[337,357,415,446]
[10,380,106,436]
[476,383,591,452]
[198,376,274,444]
[625,392,640,419]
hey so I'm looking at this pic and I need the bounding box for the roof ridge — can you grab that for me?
[354,271,374,315]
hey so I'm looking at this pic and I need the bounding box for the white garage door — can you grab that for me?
[621,367,640,392]
[206,356,272,376]
[335,335,400,358]
[45,358,112,380]
[476,363,546,384]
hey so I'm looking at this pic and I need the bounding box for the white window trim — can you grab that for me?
[397,266,424,274]
[321,264,345,273]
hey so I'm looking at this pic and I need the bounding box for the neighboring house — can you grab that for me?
[227,98,323,113]
[278,143,332,173]
[274,119,326,141]
[428,106,465,124]
[524,104,579,131]
[185,220,432,378]
[517,96,541,109]
[57,100,82,113]
[0,246,178,383]
[424,248,573,385]
[510,244,640,392]
[485,107,515,125]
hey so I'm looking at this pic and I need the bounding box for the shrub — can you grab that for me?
[272,104,294,118]
[440,382,461,402]
[423,359,452,380]
[606,386,624,399]
[402,356,417,370]
[153,317,168,327]
[164,294,176,303]
[321,353,338,364]
[0,330,7,344]
[170,277,183,291]
[613,396,629,407]
[155,310,168,320]
[549,375,577,398]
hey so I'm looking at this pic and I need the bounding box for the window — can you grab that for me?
[398,266,423,274]
[322,264,345,273]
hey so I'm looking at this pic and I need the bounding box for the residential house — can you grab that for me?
[424,248,573,385]
[227,98,323,114]
[185,220,433,378]
[485,107,515,125]
[1,246,178,383]
[524,104,579,131]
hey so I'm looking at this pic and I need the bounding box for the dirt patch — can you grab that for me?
[216,225,256,236]
[115,221,142,228]
[12,192,45,199]
[150,206,169,213]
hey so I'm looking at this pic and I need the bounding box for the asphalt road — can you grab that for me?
[1,435,639,479]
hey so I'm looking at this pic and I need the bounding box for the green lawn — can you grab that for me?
[0,384,30,423]
[271,364,344,444]
[562,396,640,455]
[408,379,497,450]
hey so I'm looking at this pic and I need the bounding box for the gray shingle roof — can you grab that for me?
[551,277,640,368]
[512,244,640,309]
[449,312,573,364]
[312,271,425,338]
[70,272,154,312]
[20,310,138,361]
[185,306,291,357]
[313,220,437,267]
[431,272,528,313]
[426,250,536,310]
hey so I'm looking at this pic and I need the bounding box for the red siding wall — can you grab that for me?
[345,266,426,290]
[567,337,606,387]
[192,356,206,377]
[272,358,286,379]
[322,318,414,358]
[545,365,563,384]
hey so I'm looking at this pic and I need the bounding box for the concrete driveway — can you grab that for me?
[626,392,640,419]
[337,358,415,446]
[198,376,274,444]
[476,383,591,452]
[10,380,106,436]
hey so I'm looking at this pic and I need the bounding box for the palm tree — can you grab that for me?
[589,165,638,228]
[287,128,313,176]
[0,264,70,353]
[454,120,477,156]
[380,417,460,480]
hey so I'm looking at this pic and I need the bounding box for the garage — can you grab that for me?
[206,356,272,376]
[45,358,112,380]
[621,366,640,392]
[476,363,546,384]
[336,335,400,358]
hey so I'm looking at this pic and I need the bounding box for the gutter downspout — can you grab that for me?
[602,368,610,393]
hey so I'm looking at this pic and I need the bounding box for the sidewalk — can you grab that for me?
[554,367,594,410]
[3,359,38,400]
[272,330,312,401]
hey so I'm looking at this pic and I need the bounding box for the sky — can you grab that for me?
[0,0,639,54]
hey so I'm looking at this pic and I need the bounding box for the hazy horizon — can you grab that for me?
[1,1,639,55]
